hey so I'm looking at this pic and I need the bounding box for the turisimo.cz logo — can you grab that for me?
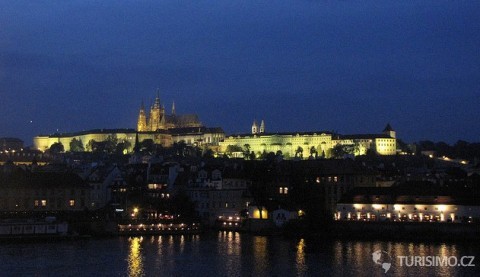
[372,250,392,273]
[372,250,476,274]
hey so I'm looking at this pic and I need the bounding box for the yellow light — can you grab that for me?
[394,204,401,211]
[372,204,382,210]
[133,207,139,213]
[298,210,305,217]
[353,204,363,210]
[437,205,446,212]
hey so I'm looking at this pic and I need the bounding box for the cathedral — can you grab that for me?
[137,92,202,132]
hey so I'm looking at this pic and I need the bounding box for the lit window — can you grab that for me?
[41,200,47,207]
[69,200,75,207]
[148,184,158,190]
[34,200,40,207]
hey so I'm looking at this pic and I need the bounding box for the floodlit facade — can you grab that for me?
[137,92,202,131]
[335,185,480,223]
[33,92,224,152]
[219,122,397,158]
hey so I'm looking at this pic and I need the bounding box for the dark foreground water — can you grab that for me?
[1,232,480,276]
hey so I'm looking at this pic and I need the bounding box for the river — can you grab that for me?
[1,232,479,276]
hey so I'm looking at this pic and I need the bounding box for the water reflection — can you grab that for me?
[253,236,268,274]
[328,239,478,276]
[127,237,144,277]
[217,231,242,276]
[0,234,478,276]
[296,238,308,274]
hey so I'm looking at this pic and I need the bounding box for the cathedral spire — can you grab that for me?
[172,101,176,116]
[137,101,147,132]
[153,89,161,109]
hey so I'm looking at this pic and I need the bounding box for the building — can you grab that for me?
[335,182,480,223]
[247,159,377,214]
[86,165,125,210]
[0,165,90,213]
[219,122,397,158]
[137,92,202,131]
[186,167,252,225]
[0,137,24,151]
[33,92,224,152]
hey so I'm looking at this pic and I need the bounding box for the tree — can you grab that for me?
[116,139,132,155]
[295,146,303,158]
[309,146,317,159]
[332,144,346,159]
[203,148,215,159]
[226,145,243,157]
[243,144,251,159]
[105,134,118,154]
[69,138,84,152]
[49,142,64,154]
[140,139,155,153]
[86,139,96,152]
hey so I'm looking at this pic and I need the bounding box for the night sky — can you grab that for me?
[1,1,479,145]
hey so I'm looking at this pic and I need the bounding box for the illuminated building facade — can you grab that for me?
[137,93,202,132]
[219,122,397,158]
[33,127,224,152]
[335,185,480,223]
[33,92,224,152]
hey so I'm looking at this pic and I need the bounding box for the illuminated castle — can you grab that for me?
[137,92,202,131]
[220,121,397,158]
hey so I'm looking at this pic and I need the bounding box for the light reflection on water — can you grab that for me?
[127,237,144,277]
[0,233,479,276]
[296,238,308,274]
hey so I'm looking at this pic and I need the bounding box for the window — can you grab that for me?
[69,199,75,207]
[41,200,47,207]
[279,187,288,194]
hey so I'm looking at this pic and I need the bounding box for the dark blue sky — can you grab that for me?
[1,1,479,145]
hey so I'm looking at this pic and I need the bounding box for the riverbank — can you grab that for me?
[324,221,480,242]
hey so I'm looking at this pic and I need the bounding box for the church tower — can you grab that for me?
[383,123,396,138]
[172,101,176,116]
[137,101,147,132]
[252,120,258,134]
[260,120,265,134]
[148,91,162,131]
